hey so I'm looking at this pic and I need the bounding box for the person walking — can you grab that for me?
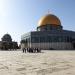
[22,48,24,53]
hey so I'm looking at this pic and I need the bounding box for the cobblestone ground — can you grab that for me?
[0,50,75,75]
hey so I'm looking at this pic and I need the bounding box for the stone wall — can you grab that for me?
[30,42,74,50]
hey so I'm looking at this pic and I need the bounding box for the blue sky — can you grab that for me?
[0,0,75,44]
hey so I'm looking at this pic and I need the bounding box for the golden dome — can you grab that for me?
[38,14,61,26]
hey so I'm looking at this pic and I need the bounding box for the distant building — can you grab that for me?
[21,13,75,50]
[0,34,18,50]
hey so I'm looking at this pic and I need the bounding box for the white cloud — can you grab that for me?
[0,0,9,16]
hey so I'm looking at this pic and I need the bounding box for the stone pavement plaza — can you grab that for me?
[0,50,75,75]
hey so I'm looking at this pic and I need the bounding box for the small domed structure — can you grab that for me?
[2,34,12,42]
[0,34,18,50]
[38,14,61,27]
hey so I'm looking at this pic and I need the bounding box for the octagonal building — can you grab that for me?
[21,13,75,50]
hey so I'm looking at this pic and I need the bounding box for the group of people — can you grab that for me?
[22,48,41,53]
